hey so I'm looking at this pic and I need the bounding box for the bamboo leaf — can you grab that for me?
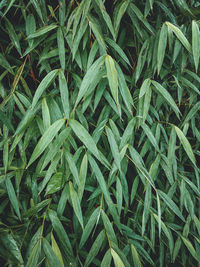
[51,233,65,267]
[69,181,84,229]
[106,126,121,172]
[27,24,58,39]
[26,240,41,267]
[111,248,125,267]
[79,207,101,249]
[165,22,192,53]
[84,230,105,267]
[32,69,59,109]
[181,236,199,261]
[131,244,142,267]
[101,209,118,245]
[158,190,185,222]
[78,153,88,201]
[89,155,120,228]
[5,19,22,56]
[27,118,65,167]
[105,55,119,106]
[69,119,100,159]
[151,80,180,118]
[139,78,151,98]
[157,23,167,74]
[192,21,200,72]
[141,123,160,152]
[57,27,65,70]
[75,56,105,107]
[43,238,62,267]
[174,125,196,166]
[5,177,21,220]
[48,210,74,261]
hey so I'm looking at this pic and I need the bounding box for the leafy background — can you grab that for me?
[0,0,200,266]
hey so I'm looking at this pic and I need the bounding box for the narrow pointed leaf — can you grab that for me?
[105,55,119,106]
[27,24,58,39]
[69,181,84,229]
[57,27,65,70]
[69,119,99,158]
[174,125,196,165]
[43,238,62,267]
[192,21,200,72]
[166,22,192,53]
[158,190,185,222]
[151,80,180,117]
[111,248,125,267]
[157,23,167,74]
[5,178,21,220]
[32,69,59,109]
[27,118,65,167]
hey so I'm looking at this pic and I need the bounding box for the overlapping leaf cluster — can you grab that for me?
[0,0,200,266]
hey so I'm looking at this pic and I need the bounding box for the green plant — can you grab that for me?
[0,0,200,266]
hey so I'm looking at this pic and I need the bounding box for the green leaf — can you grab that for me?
[111,248,125,267]
[32,69,59,109]
[181,236,199,261]
[27,24,58,39]
[151,80,180,118]
[78,153,88,201]
[79,207,101,249]
[114,0,129,35]
[51,233,65,267]
[0,232,24,265]
[57,27,65,70]
[72,18,88,59]
[95,0,116,40]
[84,230,106,267]
[182,102,200,126]
[174,125,196,166]
[24,199,51,217]
[131,244,142,267]
[45,172,63,195]
[192,21,200,72]
[26,239,41,267]
[89,155,120,227]
[105,55,119,107]
[69,119,100,159]
[106,126,121,172]
[58,70,70,118]
[69,181,84,229]
[57,183,69,217]
[101,249,112,267]
[5,177,21,220]
[65,151,79,186]
[75,56,105,107]
[165,22,192,53]
[48,210,74,261]
[142,183,152,235]
[43,238,62,267]
[116,177,122,216]
[158,190,185,222]
[5,19,22,56]
[139,78,151,99]
[88,17,107,52]
[27,118,65,167]
[101,209,118,245]
[42,97,51,129]
[157,23,167,74]
[0,53,14,74]
[105,37,131,66]
[115,62,133,114]
[141,123,160,152]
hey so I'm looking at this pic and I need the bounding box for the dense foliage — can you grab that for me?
[0,0,200,266]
